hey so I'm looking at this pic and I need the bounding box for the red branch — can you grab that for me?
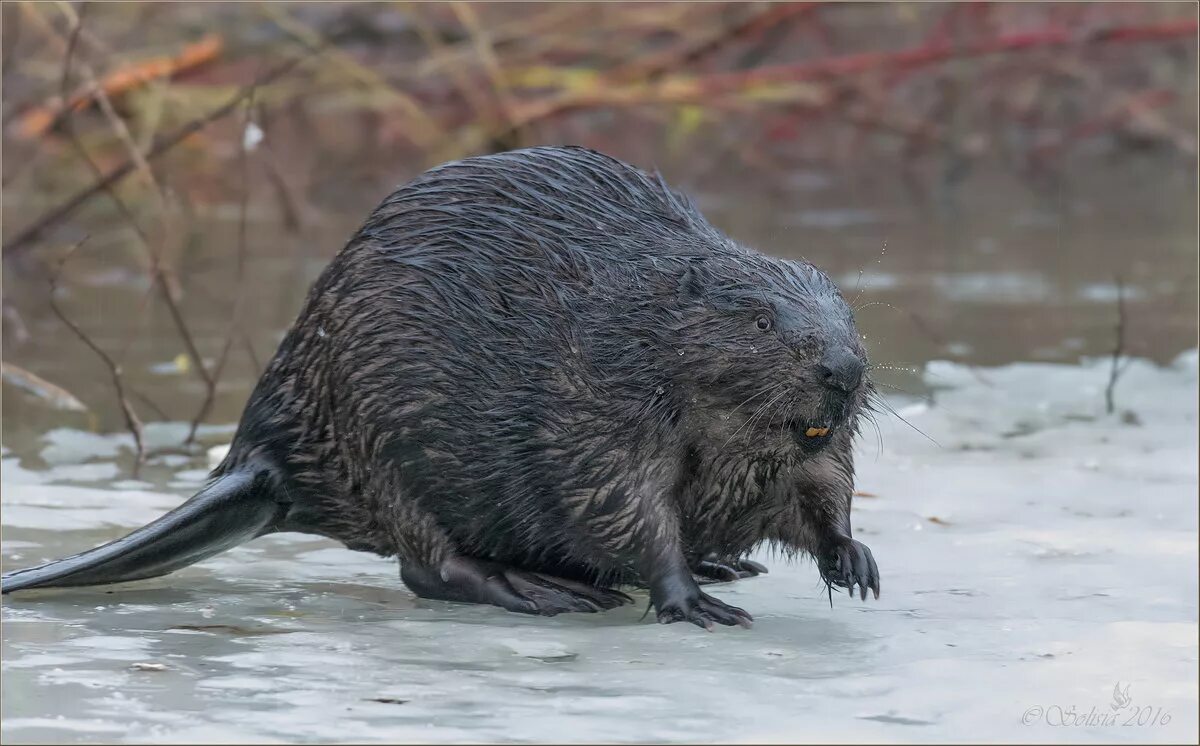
[700,19,1199,94]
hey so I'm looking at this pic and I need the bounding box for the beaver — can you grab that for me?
[1,146,880,629]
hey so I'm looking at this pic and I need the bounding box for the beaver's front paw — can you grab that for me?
[651,576,753,630]
[818,537,880,600]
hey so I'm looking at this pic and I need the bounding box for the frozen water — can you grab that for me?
[2,355,1197,743]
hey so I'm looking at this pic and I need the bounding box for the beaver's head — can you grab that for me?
[668,255,870,456]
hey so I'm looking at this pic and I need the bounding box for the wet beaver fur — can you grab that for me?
[2,146,880,629]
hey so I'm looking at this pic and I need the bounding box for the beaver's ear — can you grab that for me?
[677,260,709,303]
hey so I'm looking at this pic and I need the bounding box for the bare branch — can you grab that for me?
[607,3,818,84]
[3,46,318,257]
[0,361,88,413]
[240,332,263,377]
[47,239,146,471]
[187,90,257,443]
[1105,277,1128,415]
[52,4,216,426]
[129,388,170,421]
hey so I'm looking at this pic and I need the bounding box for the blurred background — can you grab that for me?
[2,1,1197,453]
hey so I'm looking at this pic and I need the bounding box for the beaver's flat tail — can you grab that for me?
[1,467,283,594]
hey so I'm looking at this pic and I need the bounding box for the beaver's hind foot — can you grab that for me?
[400,556,631,616]
[694,555,769,584]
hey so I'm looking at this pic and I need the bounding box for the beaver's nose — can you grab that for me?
[818,348,864,393]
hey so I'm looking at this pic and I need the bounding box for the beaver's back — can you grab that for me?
[321,146,743,406]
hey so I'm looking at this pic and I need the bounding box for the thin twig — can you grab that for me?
[3,47,318,257]
[408,3,499,156]
[54,0,167,204]
[54,5,216,413]
[608,3,818,84]
[1105,277,1128,415]
[52,1,181,299]
[129,388,170,421]
[187,90,257,443]
[240,331,263,377]
[263,4,438,147]
[47,239,146,471]
[259,144,306,231]
[451,2,518,131]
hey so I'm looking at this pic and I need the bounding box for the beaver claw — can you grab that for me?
[694,555,769,584]
[654,588,753,630]
[819,537,880,601]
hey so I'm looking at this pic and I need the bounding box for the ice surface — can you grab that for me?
[2,355,1197,743]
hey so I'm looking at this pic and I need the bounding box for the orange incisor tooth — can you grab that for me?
[806,427,829,437]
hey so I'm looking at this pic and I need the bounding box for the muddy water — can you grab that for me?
[2,152,1198,743]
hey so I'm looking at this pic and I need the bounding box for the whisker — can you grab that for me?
[868,363,922,375]
[727,383,782,419]
[765,389,791,437]
[745,389,788,433]
[852,300,906,313]
[721,385,787,449]
[769,391,800,453]
[749,389,789,431]
[858,409,885,458]
[850,268,866,304]
[872,380,920,396]
[851,241,888,308]
[869,392,940,447]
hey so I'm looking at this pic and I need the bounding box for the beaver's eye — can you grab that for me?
[754,314,772,332]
